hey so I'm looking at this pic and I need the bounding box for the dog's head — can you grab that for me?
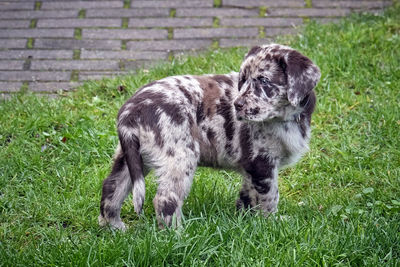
[234,44,320,122]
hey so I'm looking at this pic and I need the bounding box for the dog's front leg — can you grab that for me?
[236,173,258,210]
[254,167,279,215]
[240,157,279,215]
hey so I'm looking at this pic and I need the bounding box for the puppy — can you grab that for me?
[99,44,320,230]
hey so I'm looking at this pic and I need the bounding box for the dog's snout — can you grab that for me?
[234,98,245,111]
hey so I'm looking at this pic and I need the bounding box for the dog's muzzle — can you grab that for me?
[234,98,245,111]
[234,98,246,120]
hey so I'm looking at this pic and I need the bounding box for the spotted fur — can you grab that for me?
[99,44,321,230]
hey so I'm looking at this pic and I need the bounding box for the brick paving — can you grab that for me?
[0,0,394,95]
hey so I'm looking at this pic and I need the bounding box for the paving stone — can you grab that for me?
[33,93,61,99]
[81,50,168,60]
[0,2,34,10]
[41,1,123,10]
[82,29,168,40]
[265,27,299,36]
[0,50,73,59]
[78,71,129,81]
[0,29,74,38]
[0,71,71,82]
[37,18,122,28]
[267,8,351,17]
[0,93,11,100]
[35,39,121,50]
[0,10,78,19]
[312,18,341,24]
[131,0,213,8]
[312,1,392,9]
[0,60,25,70]
[353,8,385,15]
[86,8,169,18]
[219,38,272,48]
[223,0,305,8]
[0,39,27,49]
[30,60,120,71]
[124,60,155,71]
[128,18,213,28]
[174,27,259,39]
[29,82,81,92]
[0,82,23,92]
[0,20,31,28]
[127,39,212,51]
[220,17,303,27]
[176,8,260,17]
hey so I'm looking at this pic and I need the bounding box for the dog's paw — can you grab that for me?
[98,215,107,227]
[98,215,127,232]
[110,221,127,232]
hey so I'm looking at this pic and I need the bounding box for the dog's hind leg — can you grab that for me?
[99,144,132,231]
[152,145,198,228]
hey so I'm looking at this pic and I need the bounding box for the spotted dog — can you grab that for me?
[99,44,321,230]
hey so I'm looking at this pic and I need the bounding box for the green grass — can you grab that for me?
[1,7,400,266]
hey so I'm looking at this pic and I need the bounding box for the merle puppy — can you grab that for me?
[99,44,321,230]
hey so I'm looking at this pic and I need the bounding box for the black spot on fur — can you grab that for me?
[187,142,195,152]
[250,107,260,115]
[238,73,246,91]
[106,207,117,219]
[178,85,193,104]
[225,143,233,156]
[161,198,178,217]
[237,190,252,209]
[253,180,271,195]
[217,97,235,156]
[225,88,232,100]
[216,97,235,141]
[253,85,262,98]
[245,155,273,178]
[196,102,205,124]
[283,124,289,132]
[206,128,215,141]
[166,148,175,157]
[239,124,252,164]
[243,155,274,195]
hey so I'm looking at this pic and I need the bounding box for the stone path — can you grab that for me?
[0,0,394,97]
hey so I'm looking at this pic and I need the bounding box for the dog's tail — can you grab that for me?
[120,131,146,215]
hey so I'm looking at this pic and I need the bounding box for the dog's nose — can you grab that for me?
[234,98,245,111]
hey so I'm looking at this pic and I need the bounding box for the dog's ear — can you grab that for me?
[285,50,320,106]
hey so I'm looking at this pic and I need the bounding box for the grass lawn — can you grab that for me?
[1,6,400,266]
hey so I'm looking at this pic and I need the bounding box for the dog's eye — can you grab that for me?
[258,77,270,85]
[258,77,275,97]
